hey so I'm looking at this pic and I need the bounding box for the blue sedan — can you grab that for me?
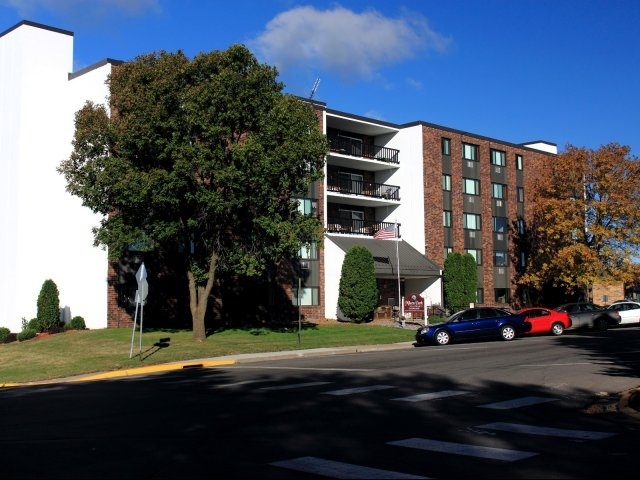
[415,307,528,346]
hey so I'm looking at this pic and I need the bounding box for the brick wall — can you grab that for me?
[421,124,551,308]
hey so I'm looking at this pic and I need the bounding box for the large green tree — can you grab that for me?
[58,45,328,341]
[518,143,640,301]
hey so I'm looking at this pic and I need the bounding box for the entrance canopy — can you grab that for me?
[329,236,442,278]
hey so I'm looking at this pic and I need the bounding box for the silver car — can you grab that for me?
[554,302,621,331]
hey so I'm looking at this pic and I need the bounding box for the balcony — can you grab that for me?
[328,135,399,166]
[327,219,399,237]
[327,176,400,205]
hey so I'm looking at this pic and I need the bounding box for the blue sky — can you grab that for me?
[2,0,639,155]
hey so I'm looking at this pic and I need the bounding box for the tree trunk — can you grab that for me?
[188,252,218,342]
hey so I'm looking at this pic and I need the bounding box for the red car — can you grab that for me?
[518,307,572,336]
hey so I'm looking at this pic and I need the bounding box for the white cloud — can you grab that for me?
[406,77,423,90]
[1,0,161,19]
[251,5,452,81]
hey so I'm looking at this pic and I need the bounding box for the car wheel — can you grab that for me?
[434,329,450,345]
[551,322,564,336]
[595,318,608,331]
[500,325,516,341]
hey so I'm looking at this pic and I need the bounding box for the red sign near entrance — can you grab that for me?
[404,293,424,313]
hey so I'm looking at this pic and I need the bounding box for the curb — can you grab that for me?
[0,342,414,388]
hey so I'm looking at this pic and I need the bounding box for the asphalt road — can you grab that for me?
[2,326,640,479]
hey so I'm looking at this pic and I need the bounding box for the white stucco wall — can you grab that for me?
[0,23,110,332]
[321,123,442,321]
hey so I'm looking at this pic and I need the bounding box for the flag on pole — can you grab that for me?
[374,223,396,239]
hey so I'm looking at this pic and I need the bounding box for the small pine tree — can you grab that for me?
[36,279,61,332]
[338,246,378,323]
[443,252,477,312]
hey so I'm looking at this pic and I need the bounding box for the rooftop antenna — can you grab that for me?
[309,77,320,99]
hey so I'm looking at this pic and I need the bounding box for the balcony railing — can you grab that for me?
[327,176,400,201]
[327,219,399,237]
[328,136,400,164]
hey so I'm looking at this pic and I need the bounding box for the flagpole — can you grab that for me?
[395,222,403,328]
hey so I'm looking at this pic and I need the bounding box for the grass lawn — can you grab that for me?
[0,322,419,384]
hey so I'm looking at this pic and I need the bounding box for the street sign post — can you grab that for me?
[129,263,148,359]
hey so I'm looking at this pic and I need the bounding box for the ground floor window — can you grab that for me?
[292,287,320,306]
[494,288,510,304]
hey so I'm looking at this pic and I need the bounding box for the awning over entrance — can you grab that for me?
[328,236,442,278]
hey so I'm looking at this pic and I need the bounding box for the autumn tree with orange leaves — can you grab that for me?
[516,143,640,304]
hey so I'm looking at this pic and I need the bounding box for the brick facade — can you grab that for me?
[421,124,551,308]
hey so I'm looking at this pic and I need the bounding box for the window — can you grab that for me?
[339,208,365,231]
[443,210,452,227]
[493,216,508,233]
[494,288,510,304]
[442,174,451,191]
[339,171,363,194]
[516,154,523,170]
[463,178,480,195]
[492,183,506,199]
[517,187,524,203]
[465,248,482,265]
[292,287,320,306]
[442,138,451,155]
[463,143,477,161]
[298,242,318,260]
[297,198,318,216]
[444,246,453,258]
[491,149,506,166]
[494,250,509,266]
[517,218,525,235]
[476,288,484,304]
[463,213,481,230]
[519,251,526,267]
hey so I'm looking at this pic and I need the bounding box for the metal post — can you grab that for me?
[297,276,301,344]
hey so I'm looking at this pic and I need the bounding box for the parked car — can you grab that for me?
[606,301,640,325]
[518,307,572,336]
[415,307,528,346]
[554,302,621,331]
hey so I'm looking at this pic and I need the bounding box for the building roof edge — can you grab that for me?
[0,20,73,39]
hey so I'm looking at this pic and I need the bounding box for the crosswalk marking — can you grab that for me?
[259,381,332,391]
[270,456,428,479]
[478,396,558,409]
[387,438,538,461]
[324,385,395,395]
[392,390,469,402]
[476,422,615,440]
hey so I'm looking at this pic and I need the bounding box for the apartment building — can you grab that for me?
[0,20,556,332]
[303,107,556,322]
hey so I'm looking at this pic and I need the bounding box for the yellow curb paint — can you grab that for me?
[71,359,236,382]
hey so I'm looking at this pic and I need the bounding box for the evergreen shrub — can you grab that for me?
[0,327,10,343]
[17,329,37,342]
[66,316,86,330]
[337,245,378,323]
[36,279,61,332]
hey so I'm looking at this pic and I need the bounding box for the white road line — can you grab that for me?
[476,422,616,440]
[270,456,428,479]
[324,385,396,395]
[260,381,332,391]
[388,438,538,461]
[478,396,558,409]
[392,390,470,402]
